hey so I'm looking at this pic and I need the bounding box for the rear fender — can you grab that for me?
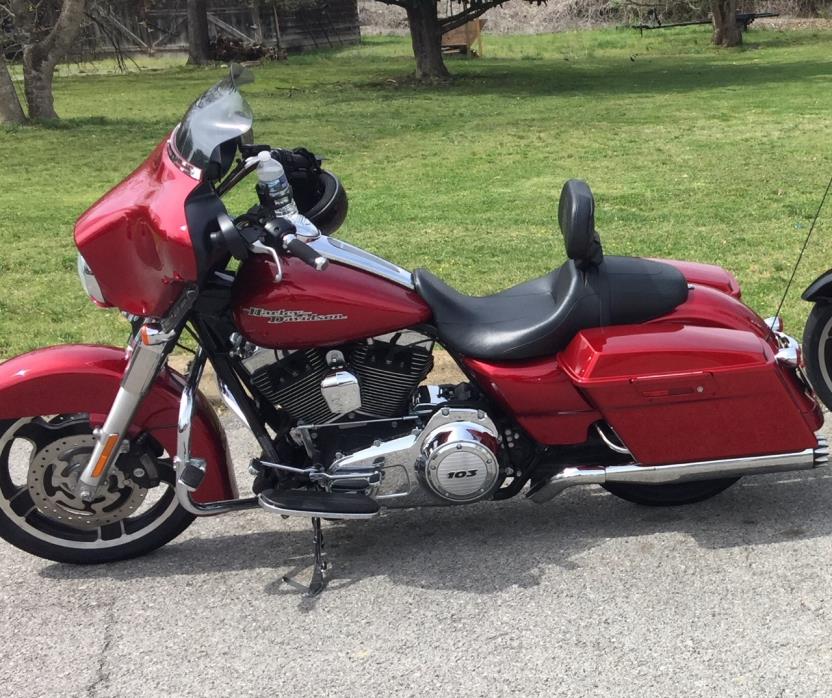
[802,269,832,302]
[0,344,235,503]
[648,283,771,341]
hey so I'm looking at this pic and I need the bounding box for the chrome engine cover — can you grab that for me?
[327,407,501,507]
[418,422,500,503]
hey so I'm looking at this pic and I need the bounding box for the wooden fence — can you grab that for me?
[83,0,360,55]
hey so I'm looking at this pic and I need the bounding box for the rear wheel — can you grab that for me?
[802,302,832,410]
[602,478,739,506]
[0,415,195,564]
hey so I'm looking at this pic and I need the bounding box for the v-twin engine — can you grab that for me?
[327,408,502,507]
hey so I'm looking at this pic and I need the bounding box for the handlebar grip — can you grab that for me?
[285,236,329,271]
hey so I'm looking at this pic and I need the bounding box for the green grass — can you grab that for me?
[2,27,832,357]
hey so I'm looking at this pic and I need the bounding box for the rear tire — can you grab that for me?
[0,416,195,564]
[802,302,832,410]
[602,478,739,506]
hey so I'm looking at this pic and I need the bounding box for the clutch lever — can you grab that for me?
[249,240,284,283]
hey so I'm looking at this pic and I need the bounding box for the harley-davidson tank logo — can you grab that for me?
[245,307,348,324]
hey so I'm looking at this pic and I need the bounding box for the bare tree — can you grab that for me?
[187,0,211,65]
[380,0,543,81]
[711,0,741,46]
[1,0,87,122]
[0,52,26,125]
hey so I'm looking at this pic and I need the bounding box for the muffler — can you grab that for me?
[528,437,829,504]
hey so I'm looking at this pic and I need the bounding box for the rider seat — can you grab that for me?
[413,180,689,361]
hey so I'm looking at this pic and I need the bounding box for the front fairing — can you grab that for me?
[74,136,201,317]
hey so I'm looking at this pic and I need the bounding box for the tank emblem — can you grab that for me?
[245,307,348,324]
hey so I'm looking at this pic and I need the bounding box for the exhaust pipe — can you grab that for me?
[528,437,829,504]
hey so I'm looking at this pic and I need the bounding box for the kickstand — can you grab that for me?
[283,516,329,597]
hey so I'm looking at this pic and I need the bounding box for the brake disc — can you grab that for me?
[27,433,147,530]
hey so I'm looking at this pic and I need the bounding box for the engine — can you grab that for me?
[240,331,434,425]
[328,407,503,507]
[240,333,504,506]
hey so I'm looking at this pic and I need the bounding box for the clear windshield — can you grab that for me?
[173,64,254,171]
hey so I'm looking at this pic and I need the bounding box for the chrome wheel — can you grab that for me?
[0,415,194,563]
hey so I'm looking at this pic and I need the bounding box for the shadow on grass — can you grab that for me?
[38,470,832,596]
[369,56,832,100]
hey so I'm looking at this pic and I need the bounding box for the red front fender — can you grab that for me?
[0,344,236,503]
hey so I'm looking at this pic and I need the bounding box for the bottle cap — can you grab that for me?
[257,151,272,163]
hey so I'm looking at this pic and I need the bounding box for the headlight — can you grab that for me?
[76,253,110,307]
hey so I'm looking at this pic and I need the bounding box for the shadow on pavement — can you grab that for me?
[39,470,832,595]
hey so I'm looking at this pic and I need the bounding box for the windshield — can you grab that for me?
[173,64,254,171]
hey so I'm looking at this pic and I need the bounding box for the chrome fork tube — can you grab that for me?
[76,325,176,501]
[174,348,258,516]
[175,348,207,473]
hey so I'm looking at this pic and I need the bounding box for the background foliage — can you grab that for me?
[1,26,831,356]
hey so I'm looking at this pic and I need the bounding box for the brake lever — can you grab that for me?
[250,240,284,283]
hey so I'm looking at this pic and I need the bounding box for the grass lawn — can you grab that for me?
[1,27,832,357]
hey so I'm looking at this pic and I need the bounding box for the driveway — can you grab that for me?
[2,416,832,697]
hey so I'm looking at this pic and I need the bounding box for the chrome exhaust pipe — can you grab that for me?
[528,437,829,504]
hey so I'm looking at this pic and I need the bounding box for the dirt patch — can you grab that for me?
[358,2,832,36]
[357,0,607,36]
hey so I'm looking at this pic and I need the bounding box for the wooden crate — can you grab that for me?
[441,19,485,57]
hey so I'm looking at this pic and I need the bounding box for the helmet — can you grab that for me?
[295,169,349,237]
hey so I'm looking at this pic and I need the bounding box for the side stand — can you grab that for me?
[283,516,329,597]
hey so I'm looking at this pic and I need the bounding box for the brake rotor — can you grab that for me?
[26,433,147,530]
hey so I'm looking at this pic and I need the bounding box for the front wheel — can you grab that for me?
[802,302,832,410]
[0,415,195,564]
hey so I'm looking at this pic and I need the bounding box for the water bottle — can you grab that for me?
[256,151,298,216]
[255,151,321,239]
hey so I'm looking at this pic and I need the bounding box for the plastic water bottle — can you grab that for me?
[255,151,321,239]
[256,151,298,216]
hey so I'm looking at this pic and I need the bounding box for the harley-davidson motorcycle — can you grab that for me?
[2,67,831,593]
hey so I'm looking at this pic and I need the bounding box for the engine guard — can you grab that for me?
[0,344,236,503]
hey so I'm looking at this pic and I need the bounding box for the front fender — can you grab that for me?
[0,344,236,503]
[802,269,832,302]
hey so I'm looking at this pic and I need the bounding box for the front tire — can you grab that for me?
[802,302,832,410]
[0,416,195,564]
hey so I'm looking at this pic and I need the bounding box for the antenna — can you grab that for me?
[767,173,832,342]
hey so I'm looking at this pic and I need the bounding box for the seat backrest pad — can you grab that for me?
[558,179,603,269]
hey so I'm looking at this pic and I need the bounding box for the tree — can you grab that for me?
[381,0,542,81]
[187,0,211,66]
[1,0,86,123]
[710,0,742,47]
[0,53,26,124]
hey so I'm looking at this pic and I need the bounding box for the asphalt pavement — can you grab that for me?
[3,415,832,697]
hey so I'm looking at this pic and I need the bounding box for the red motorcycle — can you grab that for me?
[0,68,826,593]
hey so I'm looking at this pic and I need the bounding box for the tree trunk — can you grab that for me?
[711,0,742,47]
[0,54,26,125]
[187,0,212,65]
[406,1,450,81]
[22,45,58,121]
[12,0,86,121]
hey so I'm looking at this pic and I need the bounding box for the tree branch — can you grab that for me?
[439,1,507,34]
[37,0,86,61]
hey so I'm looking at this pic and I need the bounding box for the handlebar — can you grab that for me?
[284,235,328,271]
[210,213,328,277]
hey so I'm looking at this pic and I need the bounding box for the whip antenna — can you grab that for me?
[767,172,832,341]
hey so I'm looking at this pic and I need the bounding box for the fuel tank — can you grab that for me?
[232,256,432,348]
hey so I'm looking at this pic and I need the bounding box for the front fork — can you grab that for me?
[76,324,178,501]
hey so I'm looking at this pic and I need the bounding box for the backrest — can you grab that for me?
[558,179,603,269]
